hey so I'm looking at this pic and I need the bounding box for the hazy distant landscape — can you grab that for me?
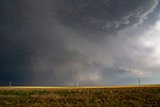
[0,85,160,106]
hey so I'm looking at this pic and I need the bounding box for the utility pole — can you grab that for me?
[76,82,79,88]
[9,81,12,87]
[138,78,141,86]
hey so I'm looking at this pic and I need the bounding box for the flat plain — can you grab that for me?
[0,85,160,107]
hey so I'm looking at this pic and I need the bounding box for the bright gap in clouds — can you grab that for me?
[138,20,160,84]
[140,20,160,62]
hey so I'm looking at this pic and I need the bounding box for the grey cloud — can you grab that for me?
[56,0,159,30]
[0,0,160,85]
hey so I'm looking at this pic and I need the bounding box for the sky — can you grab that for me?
[0,0,160,86]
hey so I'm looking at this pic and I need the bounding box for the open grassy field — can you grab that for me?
[0,85,160,107]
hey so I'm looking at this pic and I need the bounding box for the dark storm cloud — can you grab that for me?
[56,0,158,30]
[0,0,160,85]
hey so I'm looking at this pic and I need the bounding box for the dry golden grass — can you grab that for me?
[0,85,160,106]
